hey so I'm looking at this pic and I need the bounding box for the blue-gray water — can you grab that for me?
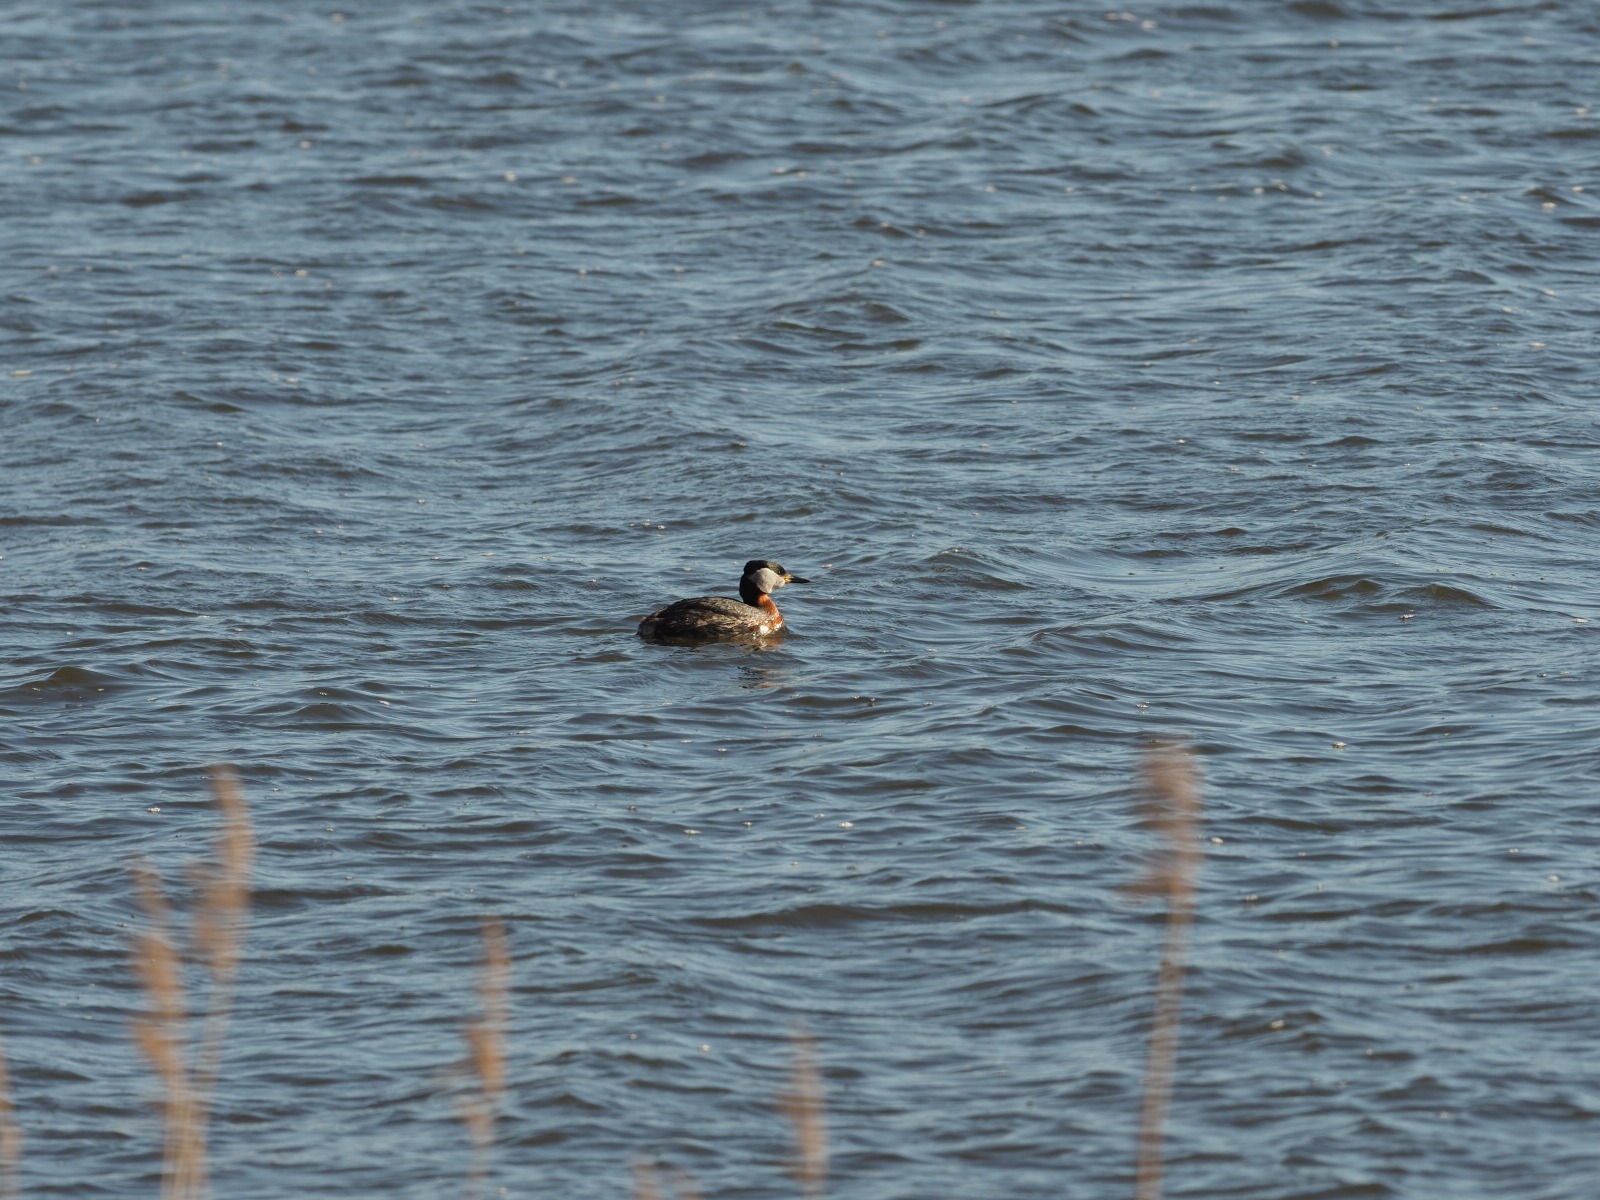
[5,2,1599,1197]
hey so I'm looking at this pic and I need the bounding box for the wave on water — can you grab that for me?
[1279,573,1502,614]
[921,546,1030,591]
[0,665,127,702]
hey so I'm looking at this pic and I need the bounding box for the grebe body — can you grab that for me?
[638,560,809,643]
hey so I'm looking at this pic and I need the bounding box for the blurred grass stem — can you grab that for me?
[1132,748,1203,1200]
[129,766,254,1200]
[460,917,509,1200]
[778,1027,828,1200]
[0,1039,21,1200]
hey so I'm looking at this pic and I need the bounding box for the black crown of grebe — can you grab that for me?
[638,559,810,642]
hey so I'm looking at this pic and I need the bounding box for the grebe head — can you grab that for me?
[739,560,808,604]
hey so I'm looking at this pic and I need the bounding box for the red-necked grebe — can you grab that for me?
[638,560,810,642]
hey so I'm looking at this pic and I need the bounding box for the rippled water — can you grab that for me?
[5,2,1600,1197]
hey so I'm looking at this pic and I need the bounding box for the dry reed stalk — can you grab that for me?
[632,1160,664,1200]
[0,1038,21,1200]
[187,766,253,1195]
[1129,747,1204,1200]
[459,917,510,1200]
[777,1027,828,1200]
[129,766,254,1200]
[130,865,195,1199]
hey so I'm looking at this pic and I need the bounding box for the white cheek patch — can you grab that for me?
[749,568,783,593]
